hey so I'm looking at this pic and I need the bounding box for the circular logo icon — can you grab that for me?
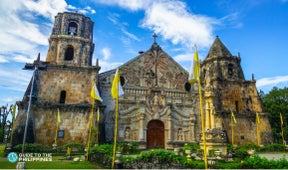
[7,152,18,163]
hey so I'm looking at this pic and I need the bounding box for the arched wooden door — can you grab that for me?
[146,120,165,149]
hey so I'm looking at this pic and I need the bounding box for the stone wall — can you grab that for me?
[221,112,273,145]
[31,104,91,145]
[38,65,97,104]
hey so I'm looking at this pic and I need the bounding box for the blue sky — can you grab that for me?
[0,0,288,106]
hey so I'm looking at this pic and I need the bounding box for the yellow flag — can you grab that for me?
[111,68,124,99]
[280,113,283,126]
[57,108,61,123]
[91,84,103,102]
[188,44,200,84]
[11,104,16,120]
[231,112,237,124]
[256,113,260,124]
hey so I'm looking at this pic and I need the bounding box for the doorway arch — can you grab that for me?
[146,120,165,149]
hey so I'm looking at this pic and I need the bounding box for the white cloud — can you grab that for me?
[174,53,193,62]
[256,75,288,87]
[0,55,9,63]
[108,13,140,42]
[97,0,217,48]
[101,48,112,60]
[141,1,217,48]
[23,0,67,20]
[12,55,34,63]
[97,60,123,73]
[94,0,153,11]
[0,67,32,92]
[219,12,243,29]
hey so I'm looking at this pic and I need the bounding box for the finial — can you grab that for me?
[153,33,157,44]
[96,58,99,67]
[252,73,255,81]
[37,53,40,62]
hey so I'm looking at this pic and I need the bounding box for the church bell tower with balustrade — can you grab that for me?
[46,12,94,66]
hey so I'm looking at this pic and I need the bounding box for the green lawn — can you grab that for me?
[0,155,105,169]
[0,143,105,169]
[0,160,104,169]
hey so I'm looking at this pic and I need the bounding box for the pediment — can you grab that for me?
[119,43,188,91]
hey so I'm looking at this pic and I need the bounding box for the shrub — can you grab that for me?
[182,143,200,153]
[241,154,288,169]
[89,144,113,167]
[63,142,85,152]
[262,143,286,152]
[13,143,51,152]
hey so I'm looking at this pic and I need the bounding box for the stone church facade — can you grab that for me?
[12,12,273,149]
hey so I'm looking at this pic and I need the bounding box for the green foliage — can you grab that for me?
[118,142,139,154]
[216,160,242,169]
[182,143,200,153]
[0,128,3,143]
[0,144,5,157]
[260,87,288,142]
[123,149,204,169]
[14,143,51,152]
[134,149,181,163]
[261,143,286,152]
[90,144,113,156]
[241,154,288,169]
[63,142,85,152]
[227,144,251,160]
[89,144,113,168]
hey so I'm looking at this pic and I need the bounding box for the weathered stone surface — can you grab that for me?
[13,13,273,149]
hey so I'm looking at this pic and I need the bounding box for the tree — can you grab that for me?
[260,87,288,143]
[0,105,13,143]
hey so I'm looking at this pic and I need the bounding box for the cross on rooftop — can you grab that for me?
[153,33,157,44]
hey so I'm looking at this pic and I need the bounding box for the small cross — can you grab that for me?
[153,33,157,44]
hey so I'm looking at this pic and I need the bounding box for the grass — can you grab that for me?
[0,144,5,157]
[0,160,104,169]
[0,146,105,169]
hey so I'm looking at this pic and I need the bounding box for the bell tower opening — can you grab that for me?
[64,45,74,61]
[68,21,78,36]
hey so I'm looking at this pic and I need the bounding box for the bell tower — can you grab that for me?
[46,12,94,66]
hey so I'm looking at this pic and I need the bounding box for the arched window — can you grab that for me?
[59,90,66,104]
[64,45,74,61]
[68,21,78,36]
[228,64,233,77]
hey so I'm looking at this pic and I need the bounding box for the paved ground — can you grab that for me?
[258,153,288,160]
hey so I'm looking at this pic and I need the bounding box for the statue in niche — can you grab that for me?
[177,128,183,141]
[124,127,130,140]
[147,91,166,113]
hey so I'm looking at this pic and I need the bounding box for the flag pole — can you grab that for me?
[280,113,285,146]
[111,96,119,169]
[231,113,235,146]
[86,100,94,161]
[256,113,261,146]
[197,77,208,169]
[10,104,16,143]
